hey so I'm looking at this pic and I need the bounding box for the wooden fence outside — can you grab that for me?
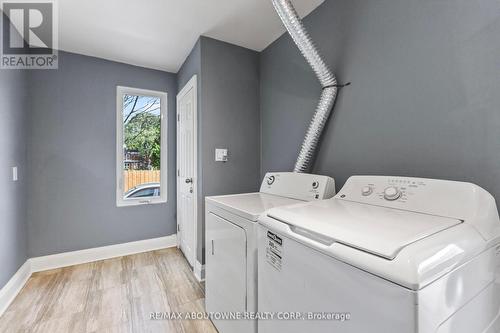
[124,170,161,192]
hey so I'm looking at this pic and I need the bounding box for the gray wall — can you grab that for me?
[261,0,500,201]
[199,37,261,263]
[178,37,261,264]
[178,40,201,93]
[27,51,178,257]
[0,16,29,287]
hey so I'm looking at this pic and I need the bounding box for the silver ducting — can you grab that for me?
[271,0,339,173]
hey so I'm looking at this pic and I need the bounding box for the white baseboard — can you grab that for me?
[0,261,31,317]
[30,234,177,272]
[194,260,205,282]
[0,234,177,317]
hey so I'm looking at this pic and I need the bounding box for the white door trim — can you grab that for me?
[194,260,205,282]
[176,75,198,268]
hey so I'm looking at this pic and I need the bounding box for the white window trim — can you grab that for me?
[116,86,168,207]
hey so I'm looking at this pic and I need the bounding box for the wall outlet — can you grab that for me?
[12,166,18,181]
[215,149,228,162]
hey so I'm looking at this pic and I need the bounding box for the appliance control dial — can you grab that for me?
[267,175,276,185]
[384,186,402,201]
[361,186,373,196]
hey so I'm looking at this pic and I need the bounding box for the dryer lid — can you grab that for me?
[266,199,463,259]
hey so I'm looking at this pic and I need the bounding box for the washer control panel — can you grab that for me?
[260,172,336,201]
[335,175,487,220]
[339,176,428,205]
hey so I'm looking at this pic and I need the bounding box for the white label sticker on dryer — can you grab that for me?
[266,230,283,271]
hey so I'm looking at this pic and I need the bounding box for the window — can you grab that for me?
[116,86,167,206]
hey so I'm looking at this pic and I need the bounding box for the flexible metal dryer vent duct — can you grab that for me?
[271,0,340,173]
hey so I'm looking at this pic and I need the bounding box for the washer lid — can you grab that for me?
[266,199,463,259]
[206,192,302,221]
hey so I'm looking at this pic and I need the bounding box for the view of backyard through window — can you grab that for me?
[122,94,162,199]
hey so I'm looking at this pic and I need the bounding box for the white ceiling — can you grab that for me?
[58,0,324,73]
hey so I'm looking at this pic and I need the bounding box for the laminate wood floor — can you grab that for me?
[0,248,218,333]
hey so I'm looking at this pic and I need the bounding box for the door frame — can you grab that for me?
[176,75,198,268]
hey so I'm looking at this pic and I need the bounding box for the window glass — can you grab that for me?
[128,187,158,198]
[117,87,167,206]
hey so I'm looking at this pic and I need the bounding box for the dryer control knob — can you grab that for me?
[384,186,401,201]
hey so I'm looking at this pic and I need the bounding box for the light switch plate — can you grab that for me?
[215,148,228,162]
[12,166,18,181]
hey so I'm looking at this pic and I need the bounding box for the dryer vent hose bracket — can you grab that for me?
[271,0,343,173]
[324,82,351,90]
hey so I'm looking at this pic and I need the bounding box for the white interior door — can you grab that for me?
[176,75,197,267]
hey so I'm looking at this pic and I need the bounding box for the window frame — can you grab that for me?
[116,86,168,207]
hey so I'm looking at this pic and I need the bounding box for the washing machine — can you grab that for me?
[258,175,500,333]
[205,172,335,333]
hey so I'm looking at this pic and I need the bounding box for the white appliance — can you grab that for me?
[258,175,500,333]
[205,172,335,333]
